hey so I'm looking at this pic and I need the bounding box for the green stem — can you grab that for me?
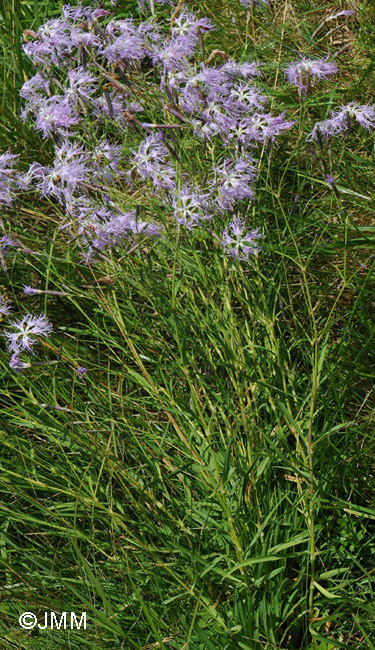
[171,225,181,312]
[308,335,318,620]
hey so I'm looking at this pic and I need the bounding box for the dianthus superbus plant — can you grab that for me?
[1,1,375,649]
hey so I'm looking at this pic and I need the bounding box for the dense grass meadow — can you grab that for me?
[1,0,375,648]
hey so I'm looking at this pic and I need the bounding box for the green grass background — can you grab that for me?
[1,0,375,648]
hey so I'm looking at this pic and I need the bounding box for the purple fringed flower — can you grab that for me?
[27,140,88,203]
[334,103,375,131]
[0,151,29,206]
[178,65,230,98]
[151,38,192,72]
[9,352,31,372]
[91,140,124,183]
[227,111,295,145]
[306,115,342,141]
[171,10,213,53]
[224,82,267,115]
[200,101,235,138]
[63,4,111,22]
[0,295,12,316]
[221,218,263,262]
[220,60,262,81]
[214,156,258,209]
[105,17,135,37]
[62,4,95,22]
[172,10,212,36]
[307,102,375,141]
[3,313,53,353]
[101,20,147,63]
[66,67,98,104]
[20,73,49,101]
[22,39,60,68]
[91,210,160,252]
[77,365,87,375]
[172,185,212,229]
[284,56,337,93]
[23,17,74,66]
[152,11,212,71]
[33,95,80,139]
[132,134,176,190]
[102,33,146,63]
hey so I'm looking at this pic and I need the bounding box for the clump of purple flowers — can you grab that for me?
[15,0,302,268]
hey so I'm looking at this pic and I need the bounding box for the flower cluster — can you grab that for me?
[9,2,297,264]
[4,1,365,275]
[1,0,372,375]
[173,60,294,145]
